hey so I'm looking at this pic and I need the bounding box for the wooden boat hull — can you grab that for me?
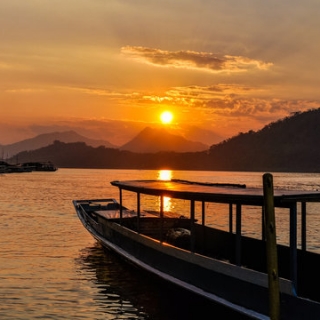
[74,199,320,320]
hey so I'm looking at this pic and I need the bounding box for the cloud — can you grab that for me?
[5,88,46,94]
[63,83,320,139]
[116,83,320,120]
[166,85,320,116]
[73,82,320,119]
[66,86,134,99]
[0,62,14,69]
[121,46,273,73]
[132,84,263,109]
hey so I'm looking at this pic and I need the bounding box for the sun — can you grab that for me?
[160,111,173,124]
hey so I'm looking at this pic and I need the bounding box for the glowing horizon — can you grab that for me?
[1,1,320,144]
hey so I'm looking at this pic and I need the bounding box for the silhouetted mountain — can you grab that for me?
[120,127,208,153]
[9,109,320,172]
[0,130,118,157]
[13,140,209,170]
[207,108,320,171]
[180,125,224,146]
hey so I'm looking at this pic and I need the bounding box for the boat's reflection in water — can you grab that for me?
[76,243,250,320]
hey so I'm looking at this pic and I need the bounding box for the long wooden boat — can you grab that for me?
[73,174,320,319]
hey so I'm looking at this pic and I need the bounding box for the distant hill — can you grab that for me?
[179,125,225,146]
[0,130,118,157]
[207,108,320,171]
[12,140,209,170]
[120,127,208,153]
[9,108,320,172]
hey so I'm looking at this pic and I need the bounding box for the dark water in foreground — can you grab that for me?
[1,169,320,319]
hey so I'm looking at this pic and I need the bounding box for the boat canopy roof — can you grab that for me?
[111,179,320,207]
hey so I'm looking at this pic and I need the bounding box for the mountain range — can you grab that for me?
[120,127,208,153]
[4,108,320,172]
[0,127,208,158]
[0,131,118,158]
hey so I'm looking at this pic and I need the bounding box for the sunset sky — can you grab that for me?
[1,0,320,145]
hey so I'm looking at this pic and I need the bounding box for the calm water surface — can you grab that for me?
[1,169,320,319]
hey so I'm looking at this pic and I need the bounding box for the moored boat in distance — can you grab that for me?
[21,161,58,172]
[0,160,57,173]
[0,161,32,173]
[73,174,320,319]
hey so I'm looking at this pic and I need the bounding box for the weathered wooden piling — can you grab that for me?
[263,173,280,320]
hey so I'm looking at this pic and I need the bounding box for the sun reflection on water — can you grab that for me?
[157,170,172,212]
[157,169,172,181]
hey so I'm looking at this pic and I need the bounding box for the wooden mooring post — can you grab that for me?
[263,173,280,320]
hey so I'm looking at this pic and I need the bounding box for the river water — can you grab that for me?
[1,169,320,319]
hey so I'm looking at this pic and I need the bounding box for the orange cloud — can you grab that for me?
[5,88,46,94]
[121,46,273,73]
[0,62,14,69]
[71,82,320,120]
[124,85,320,123]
